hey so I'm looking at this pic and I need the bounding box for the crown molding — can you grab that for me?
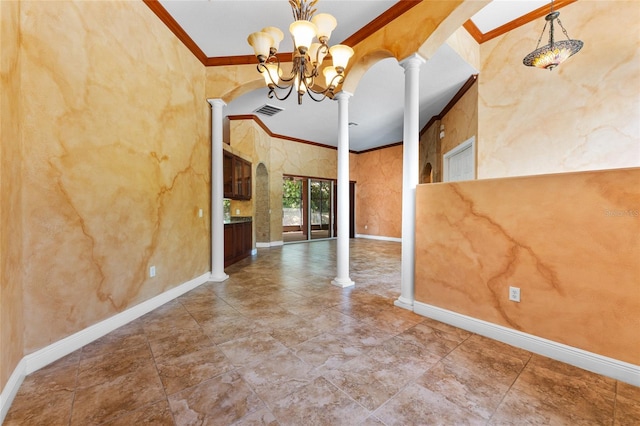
[341,0,424,48]
[464,0,578,44]
[144,0,424,67]
[227,115,339,152]
[142,0,208,65]
[420,73,477,137]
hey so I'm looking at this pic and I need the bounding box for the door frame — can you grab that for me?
[443,136,476,182]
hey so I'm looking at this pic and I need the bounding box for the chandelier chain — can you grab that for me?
[535,21,549,50]
[556,18,572,40]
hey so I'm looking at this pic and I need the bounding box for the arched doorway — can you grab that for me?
[422,163,433,184]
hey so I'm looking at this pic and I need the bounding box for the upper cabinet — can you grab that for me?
[223,151,251,200]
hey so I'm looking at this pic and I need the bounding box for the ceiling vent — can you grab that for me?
[253,104,284,117]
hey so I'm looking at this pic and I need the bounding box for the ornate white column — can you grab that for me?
[332,91,355,288]
[208,99,229,282]
[395,54,425,310]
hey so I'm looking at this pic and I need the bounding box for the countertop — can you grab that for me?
[224,216,252,225]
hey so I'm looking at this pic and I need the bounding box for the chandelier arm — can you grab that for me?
[268,84,295,101]
[257,62,289,90]
[314,43,329,65]
[305,88,331,102]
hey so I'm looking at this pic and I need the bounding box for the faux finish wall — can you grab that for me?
[352,146,403,239]
[16,1,210,356]
[478,1,640,178]
[1,0,24,392]
[441,82,478,168]
[415,168,640,365]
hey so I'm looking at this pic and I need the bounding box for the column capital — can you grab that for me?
[207,98,226,108]
[334,91,353,101]
[399,53,426,70]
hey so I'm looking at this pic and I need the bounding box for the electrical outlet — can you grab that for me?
[198,208,203,218]
[509,286,520,302]
[149,266,156,278]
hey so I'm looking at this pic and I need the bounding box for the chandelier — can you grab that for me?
[522,0,583,70]
[247,0,354,104]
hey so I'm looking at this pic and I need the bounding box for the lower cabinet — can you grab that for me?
[224,220,252,267]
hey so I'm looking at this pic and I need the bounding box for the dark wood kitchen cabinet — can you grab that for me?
[224,220,252,267]
[223,151,251,200]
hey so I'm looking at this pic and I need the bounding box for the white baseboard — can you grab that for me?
[413,301,640,387]
[256,241,283,248]
[355,234,401,243]
[0,271,210,423]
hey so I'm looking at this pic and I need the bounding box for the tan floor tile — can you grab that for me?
[511,359,616,425]
[156,345,235,395]
[218,332,289,368]
[270,376,370,425]
[3,388,74,426]
[147,326,215,361]
[77,342,156,389]
[417,361,510,420]
[70,362,166,425]
[232,407,279,425]
[617,380,640,401]
[80,321,148,359]
[490,386,604,425]
[395,321,469,358]
[375,382,485,426]
[200,314,267,345]
[168,370,264,425]
[239,349,318,406]
[292,331,365,371]
[99,400,175,425]
[324,349,425,411]
[441,336,528,386]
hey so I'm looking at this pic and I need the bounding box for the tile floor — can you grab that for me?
[5,239,640,425]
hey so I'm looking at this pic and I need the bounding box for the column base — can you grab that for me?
[209,272,229,282]
[331,277,355,288]
[394,296,414,311]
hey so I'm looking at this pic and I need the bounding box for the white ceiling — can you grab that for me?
[158,0,551,151]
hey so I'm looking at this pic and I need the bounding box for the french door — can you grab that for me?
[282,176,334,243]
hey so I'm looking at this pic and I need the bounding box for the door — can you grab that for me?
[443,136,475,182]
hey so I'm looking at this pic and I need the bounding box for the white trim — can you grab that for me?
[0,272,211,423]
[355,234,402,243]
[0,358,26,423]
[414,301,640,387]
[443,136,476,182]
[255,241,283,248]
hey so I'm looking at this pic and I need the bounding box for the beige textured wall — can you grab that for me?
[415,168,640,364]
[18,1,210,353]
[478,0,640,178]
[1,0,25,393]
[441,82,478,171]
[352,146,403,238]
